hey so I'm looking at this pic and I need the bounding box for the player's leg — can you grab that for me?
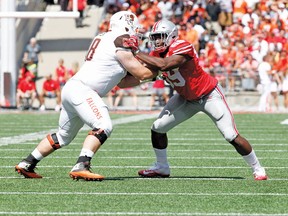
[16,91,23,109]
[204,85,267,180]
[15,81,84,178]
[68,87,112,181]
[113,89,124,108]
[138,94,198,177]
[15,102,83,178]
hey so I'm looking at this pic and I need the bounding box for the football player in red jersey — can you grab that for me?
[134,20,267,180]
[15,11,158,181]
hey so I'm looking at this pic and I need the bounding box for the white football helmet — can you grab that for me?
[149,20,178,52]
[109,11,140,36]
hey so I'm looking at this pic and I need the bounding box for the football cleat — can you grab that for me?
[69,162,104,181]
[15,160,42,178]
[253,167,268,181]
[138,162,170,178]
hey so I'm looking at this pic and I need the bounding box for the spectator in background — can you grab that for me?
[282,68,288,110]
[182,1,195,24]
[68,0,87,28]
[171,0,184,23]
[218,0,233,28]
[276,2,287,29]
[270,70,282,112]
[23,37,42,74]
[251,34,269,63]
[179,21,200,53]
[59,0,69,11]
[98,13,112,33]
[39,74,61,112]
[240,54,258,90]
[16,73,37,110]
[18,60,33,83]
[205,0,222,35]
[258,55,272,112]
[137,0,161,32]
[150,77,169,110]
[67,61,80,80]
[232,0,248,23]
[55,58,68,88]
[157,0,173,20]
[114,87,138,110]
[106,86,120,110]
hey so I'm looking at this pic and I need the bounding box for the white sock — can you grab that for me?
[242,149,262,172]
[32,149,44,161]
[154,148,168,165]
[79,148,94,158]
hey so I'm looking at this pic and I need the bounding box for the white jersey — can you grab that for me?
[72,31,130,97]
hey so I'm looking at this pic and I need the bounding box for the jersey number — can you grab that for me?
[85,38,101,61]
[165,69,185,88]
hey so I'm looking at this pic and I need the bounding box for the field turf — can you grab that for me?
[0,111,287,215]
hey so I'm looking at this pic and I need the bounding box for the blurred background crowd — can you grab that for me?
[98,0,288,112]
[15,0,288,112]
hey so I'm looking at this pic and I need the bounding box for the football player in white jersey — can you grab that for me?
[15,11,158,181]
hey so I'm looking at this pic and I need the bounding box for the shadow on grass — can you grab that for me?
[103,176,245,181]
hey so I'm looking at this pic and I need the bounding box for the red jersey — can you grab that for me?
[43,79,60,92]
[151,40,218,101]
[17,79,36,93]
[55,65,67,83]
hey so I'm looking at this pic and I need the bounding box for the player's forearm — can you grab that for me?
[136,52,166,71]
[117,75,140,88]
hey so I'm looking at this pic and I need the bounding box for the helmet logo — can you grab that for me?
[124,14,134,26]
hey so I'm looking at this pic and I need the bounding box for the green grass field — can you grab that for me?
[0,111,288,215]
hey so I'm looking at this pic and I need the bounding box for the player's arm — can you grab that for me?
[135,52,190,71]
[116,50,159,81]
[117,73,140,88]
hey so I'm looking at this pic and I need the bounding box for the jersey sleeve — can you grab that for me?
[170,40,195,58]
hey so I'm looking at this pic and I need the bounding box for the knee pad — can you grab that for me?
[47,133,61,150]
[88,128,108,144]
[221,127,238,142]
[151,119,168,134]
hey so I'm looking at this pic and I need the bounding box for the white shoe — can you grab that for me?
[55,105,61,112]
[138,162,170,177]
[39,105,46,111]
[253,167,268,180]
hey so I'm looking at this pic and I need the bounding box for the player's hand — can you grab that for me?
[123,35,139,54]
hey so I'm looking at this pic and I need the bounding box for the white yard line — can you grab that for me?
[0,212,287,216]
[0,191,288,196]
[0,113,159,146]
